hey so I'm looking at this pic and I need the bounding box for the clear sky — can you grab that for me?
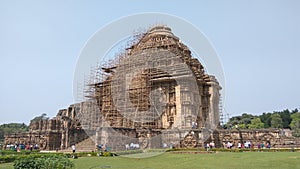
[0,0,299,125]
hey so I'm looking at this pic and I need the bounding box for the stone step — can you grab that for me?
[63,137,96,152]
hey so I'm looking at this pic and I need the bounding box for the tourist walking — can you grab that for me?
[72,144,76,153]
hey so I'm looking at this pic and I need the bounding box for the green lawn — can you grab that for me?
[72,152,300,169]
[0,163,12,169]
[1,152,300,169]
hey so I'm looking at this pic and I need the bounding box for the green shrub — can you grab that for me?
[102,151,112,157]
[0,155,17,163]
[13,155,74,169]
[13,156,37,169]
[0,150,40,156]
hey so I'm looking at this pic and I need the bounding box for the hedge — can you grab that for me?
[0,150,40,156]
[13,154,74,169]
[167,148,300,153]
[0,155,17,163]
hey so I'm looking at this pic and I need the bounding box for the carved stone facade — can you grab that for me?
[80,25,222,150]
[4,104,89,150]
[216,129,300,148]
[4,26,300,151]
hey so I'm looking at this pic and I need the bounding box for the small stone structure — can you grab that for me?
[4,26,300,151]
[215,129,300,148]
[4,119,61,150]
[4,104,90,150]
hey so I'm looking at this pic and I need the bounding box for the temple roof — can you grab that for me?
[147,25,178,40]
[128,25,184,54]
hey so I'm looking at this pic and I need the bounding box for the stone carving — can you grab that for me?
[4,26,300,151]
[182,132,197,148]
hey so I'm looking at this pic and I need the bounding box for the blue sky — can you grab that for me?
[0,0,299,124]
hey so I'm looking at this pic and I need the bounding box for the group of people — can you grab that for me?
[163,143,174,149]
[192,121,198,129]
[223,141,271,149]
[125,143,140,150]
[2,143,39,151]
[204,141,216,151]
[225,142,233,149]
[237,141,252,149]
[257,142,271,149]
[97,144,109,152]
[205,141,215,148]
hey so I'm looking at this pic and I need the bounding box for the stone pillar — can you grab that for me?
[174,85,181,128]
[208,78,221,129]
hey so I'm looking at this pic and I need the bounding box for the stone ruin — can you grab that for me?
[4,26,300,151]
[78,25,222,150]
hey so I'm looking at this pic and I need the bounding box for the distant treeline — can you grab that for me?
[225,108,300,137]
[0,123,29,143]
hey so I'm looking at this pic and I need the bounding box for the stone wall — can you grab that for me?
[5,118,61,150]
[212,129,300,148]
[4,25,300,151]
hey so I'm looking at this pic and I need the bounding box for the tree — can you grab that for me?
[270,113,283,128]
[30,113,49,123]
[238,124,247,129]
[276,109,291,128]
[0,123,29,143]
[290,112,300,137]
[226,113,257,129]
[259,112,272,128]
[292,108,299,114]
[248,118,264,129]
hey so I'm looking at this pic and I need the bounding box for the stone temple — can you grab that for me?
[82,25,222,150]
[5,26,300,151]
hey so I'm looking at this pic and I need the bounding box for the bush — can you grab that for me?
[13,155,74,169]
[101,151,112,157]
[0,150,40,156]
[13,156,37,169]
[0,156,17,163]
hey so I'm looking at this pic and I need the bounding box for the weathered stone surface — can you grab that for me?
[4,26,300,151]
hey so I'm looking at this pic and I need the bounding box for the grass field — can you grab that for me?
[1,151,300,169]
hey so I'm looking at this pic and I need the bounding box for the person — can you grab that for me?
[206,143,210,151]
[192,122,195,129]
[34,144,39,150]
[72,144,76,153]
[245,141,249,148]
[211,141,215,148]
[97,144,102,156]
[238,142,241,149]
[163,143,167,148]
[227,142,231,149]
[267,143,271,149]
